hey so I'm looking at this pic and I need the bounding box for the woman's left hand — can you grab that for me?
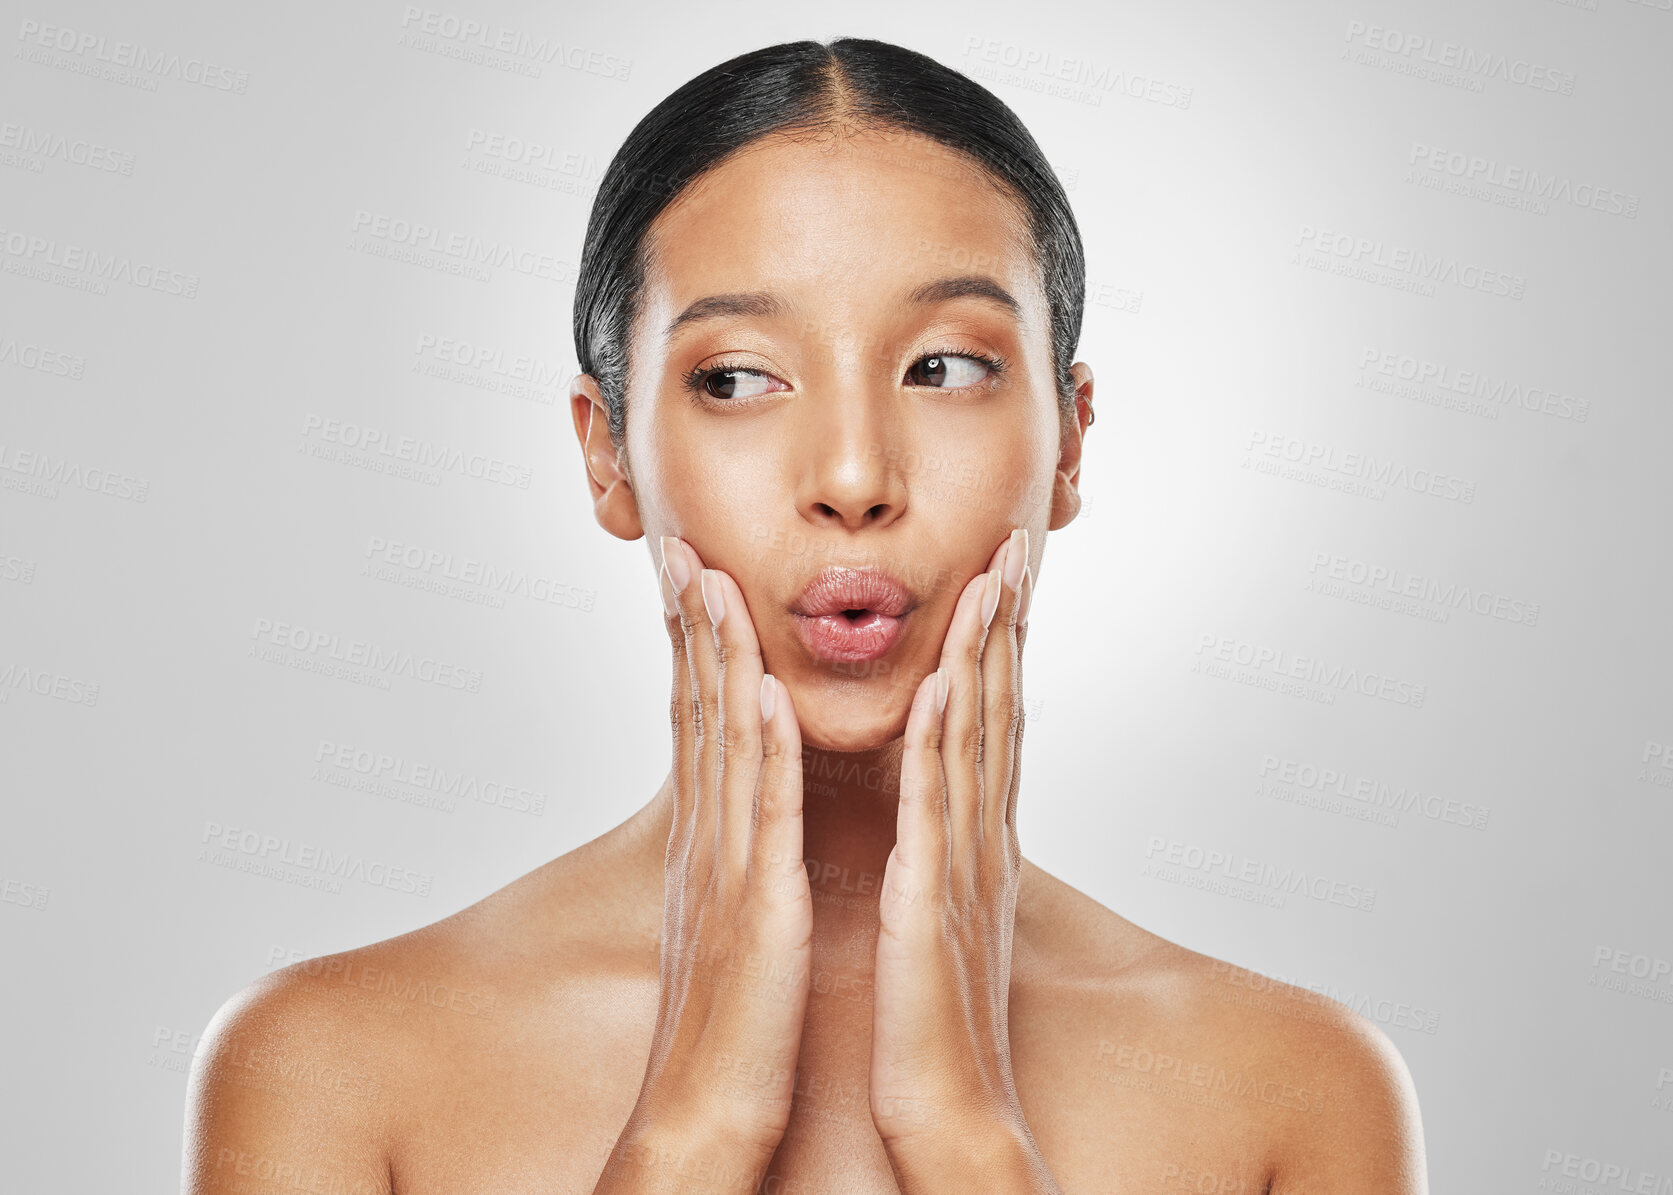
[869,527,1064,1193]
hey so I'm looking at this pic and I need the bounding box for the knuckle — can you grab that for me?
[899,772,937,807]
[719,718,755,761]
[693,695,715,740]
[762,766,806,823]
[756,753,802,804]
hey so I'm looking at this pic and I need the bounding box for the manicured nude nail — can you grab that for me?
[660,536,691,593]
[760,674,776,723]
[935,667,949,714]
[1003,528,1027,592]
[700,569,726,627]
[981,567,1002,629]
[1018,565,1034,626]
[658,561,678,617]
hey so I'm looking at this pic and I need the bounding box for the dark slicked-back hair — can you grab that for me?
[572,36,1085,450]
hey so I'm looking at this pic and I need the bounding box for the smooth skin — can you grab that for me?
[181,125,1427,1193]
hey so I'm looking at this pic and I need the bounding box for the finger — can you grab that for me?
[888,666,949,926]
[701,566,768,875]
[1008,562,1033,830]
[982,530,1027,841]
[663,536,723,883]
[938,564,998,860]
[750,675,810,921]
[659,554,698,879]
[1016,562,1034,657]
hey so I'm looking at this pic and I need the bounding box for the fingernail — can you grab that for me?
[660,536,690,593]
[700,569,725,627]
[981,567,1002,629]
[760,674,776,723]
[1018,565,1034,626]
[658,561,678,618]
[934,666,949,714]
[1002,528,1027,592]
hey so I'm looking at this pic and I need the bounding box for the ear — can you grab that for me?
[569,372,643,541]
[1047,361,1094,531]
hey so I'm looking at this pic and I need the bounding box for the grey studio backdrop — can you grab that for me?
[1,0,1669,1190]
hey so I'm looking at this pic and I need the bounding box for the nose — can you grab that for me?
[795,383,908,532]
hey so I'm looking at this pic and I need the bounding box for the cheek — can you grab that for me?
[911,417,1053,529]
[650,442,801,588]
[633,411,743,531]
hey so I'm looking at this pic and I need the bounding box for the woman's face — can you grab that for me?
[584,126,1089,753]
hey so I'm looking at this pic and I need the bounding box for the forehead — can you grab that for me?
[637,128,1043,337]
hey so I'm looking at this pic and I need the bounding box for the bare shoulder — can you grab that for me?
[183,815,662,1193]
[1015,862,1429,1193]
[182,942,402,1194]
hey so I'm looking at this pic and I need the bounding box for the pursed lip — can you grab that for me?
[789,566,917,664]
[789,566,916,618]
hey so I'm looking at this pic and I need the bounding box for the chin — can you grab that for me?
[787,674,916,754]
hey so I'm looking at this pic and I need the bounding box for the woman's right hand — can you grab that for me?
[595,535,812,1194]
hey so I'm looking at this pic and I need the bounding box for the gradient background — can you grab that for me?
[2,0,1669,1190]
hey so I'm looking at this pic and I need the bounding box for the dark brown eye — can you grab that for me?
[906,354,991,388]
[700,369,774,400]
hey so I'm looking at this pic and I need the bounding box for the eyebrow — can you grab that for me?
[906,274,1022,319]
[662,274,1022,339]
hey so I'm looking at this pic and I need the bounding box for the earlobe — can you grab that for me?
[1047,477,1081,531]
[568,373,644,542]
[1048,362,1094,531]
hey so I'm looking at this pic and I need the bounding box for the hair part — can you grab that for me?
[572,37,1086,458]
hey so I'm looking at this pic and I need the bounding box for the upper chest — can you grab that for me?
[382,971,1281,1194]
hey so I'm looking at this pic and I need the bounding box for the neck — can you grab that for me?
[641,740,908,946]
[797,740,906,928]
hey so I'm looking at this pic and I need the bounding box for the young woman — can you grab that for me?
[184,38,1427,1194]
